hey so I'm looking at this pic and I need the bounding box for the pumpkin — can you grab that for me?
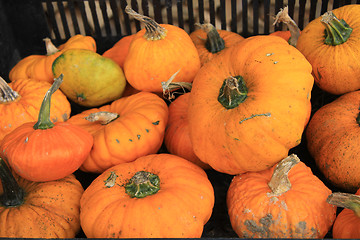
[80,153,215,238]
[296,5,360,95]
[327,189,360,238]
[0,76,70,141]
[52,49,126,107]
[187,35,314,175]
[67,92,168,173]
[9,35,96,84]
[227,154,337,238]
[0,75,93,182]
[164,93,210,169]
[306,90,360,192]
[189,23,244,66]
[271,6,301,46]
[102,34,134,69]
[0,157,83,238]
[123,6,200,92]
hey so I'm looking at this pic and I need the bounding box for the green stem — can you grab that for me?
[33,74,63,130]
[327,192,360,218]
[197,23,225,53]
[218,76,248,109]
[0,157,25,207]
[321,11,352,46]
[0,76,20,104]
[125,171,160,198]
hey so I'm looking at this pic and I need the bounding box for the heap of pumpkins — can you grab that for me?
[0,3,360,239]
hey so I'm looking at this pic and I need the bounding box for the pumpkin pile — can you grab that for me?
[1,3,360,238]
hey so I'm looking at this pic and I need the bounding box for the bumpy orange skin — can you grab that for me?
[296,5,360,95]
[189,28,244,66]
[165,93,210,169]
[0,78,71,141]
[332,188,360,238]
[0,173,84,238]
[227,161,336,238]
[306,90,360,192]
[123,24,201,92]
[9,34,96,84]
[80,153,215,238]
[188,35,314,175]
[67,92,169,173]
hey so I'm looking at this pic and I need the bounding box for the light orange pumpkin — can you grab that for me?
[102,34,135,69]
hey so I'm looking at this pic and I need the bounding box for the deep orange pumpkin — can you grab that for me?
[188,35,314,175]
[102,34,134,69]
[67,91,169,173]
[80,153,215,238]
[9,35,96,84]
[0,75,93,182]
[227,154,337,238]
[0,76,70,141]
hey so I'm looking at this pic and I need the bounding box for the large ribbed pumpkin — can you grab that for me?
[188,35,314,175]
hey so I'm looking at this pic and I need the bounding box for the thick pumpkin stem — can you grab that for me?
[0,77,20,104]
[43,38,59,55]
[125,171,160,198]
[196,23,225,53]
[327,193,360,218]
[273,6,301,47]
[125,6,167,40]
[85,112,119,125]
[0,157,25,207]
[268,154,300,196]
[218,76,247,109]
[33,74,63,130]
[321,11,352,46]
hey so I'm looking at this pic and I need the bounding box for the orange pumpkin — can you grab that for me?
[306,90,360,192]
[189,23,244,66]
[80,153,215,238]
[327,189,360,238]
[102,34,134,69]
[296,5,360,95]
[9,35,96,84]
[0,76,70,141]
[187,35,314,175]
[123,6,200,92]
[67,92,169,173]
[0,157,83,238]
[227,154,337,238]
[0,75,93,182]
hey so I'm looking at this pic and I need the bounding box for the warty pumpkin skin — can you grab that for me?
[9,34,96,84]
[296,4,360,95]
[123,6,201,92]
[0,157,83,238]
[67,91,169,173]
[306,90,360,192]
[189,23,244,66]
[226,154,337,238]
[188,35,314,175]
[80,153,215,238]
[0,76,70,141]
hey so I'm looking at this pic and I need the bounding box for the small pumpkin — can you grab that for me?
[306,90,360,192]
[123,6,201,92]
[327,189,360,238]
[0,76,70,141]
[188,35,314,175]
[0,157,83,238]
[227,154,337,238]
[9,35,96,84]
[52,49,126,107]
[67,92,168,173]
[189,23,244,66]
[80,153,215,238]
[296,5,360,95]
[164,93,210,169]
[102,34,135,69]
[0,75,93,182]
